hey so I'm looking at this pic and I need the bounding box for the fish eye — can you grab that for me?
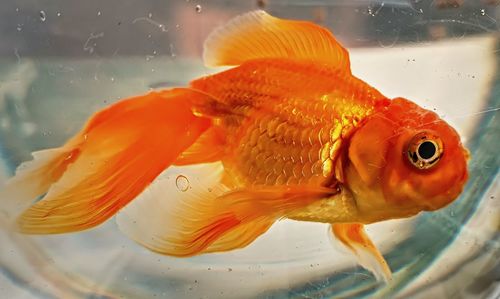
[407,132,443,170]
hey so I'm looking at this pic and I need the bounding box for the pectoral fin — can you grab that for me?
[331,223,392,282]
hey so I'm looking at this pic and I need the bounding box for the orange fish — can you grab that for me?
[2,11,469,281]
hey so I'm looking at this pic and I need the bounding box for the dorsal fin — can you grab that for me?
[203,10,350,71]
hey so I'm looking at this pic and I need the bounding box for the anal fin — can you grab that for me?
[117,166,332,256]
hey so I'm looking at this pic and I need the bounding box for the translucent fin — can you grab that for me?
[1,148,79,217]
[201,185,331,254]
[174,127,224,166]
[117,168,331,256]
[12,89,212,234]
[331,223,392,282]
[203,10,350,70]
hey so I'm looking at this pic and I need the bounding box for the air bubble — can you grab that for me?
[176,175,190,192]
[39,10,46,22]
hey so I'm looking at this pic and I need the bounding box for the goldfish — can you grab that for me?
[1,11,469,281]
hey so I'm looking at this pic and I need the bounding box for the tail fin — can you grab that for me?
[1,148,80,218]
[2,88,211,234]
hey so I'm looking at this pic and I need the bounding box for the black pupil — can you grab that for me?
[418,141,436,160]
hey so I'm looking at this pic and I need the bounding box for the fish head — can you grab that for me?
[346,97,469,221]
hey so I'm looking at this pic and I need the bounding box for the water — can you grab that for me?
[0,1,498,298]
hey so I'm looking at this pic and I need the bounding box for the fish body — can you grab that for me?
[191,58,387,188]
[1,11,469,282]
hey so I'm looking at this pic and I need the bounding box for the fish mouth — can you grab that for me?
[463,148,471,160]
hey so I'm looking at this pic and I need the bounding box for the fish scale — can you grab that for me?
[191,59,388,187]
